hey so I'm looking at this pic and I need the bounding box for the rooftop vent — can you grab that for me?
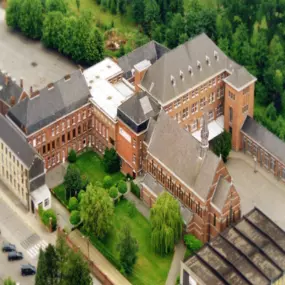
[205,55,210,66]
[47,83,54,90]
[170,75,176,86]
[188,65,193,75]
[214,50,219,61]
[64,74,71,81]
[197,61,202,71]
[180,70,184,81]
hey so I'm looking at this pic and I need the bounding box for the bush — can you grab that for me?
[184,234,203,254]
[70,210,81,225]
[109,186,118,199]
[41,209,57,231]
[81,175,89,190]
[212,131,232,162]
[64,166,82,198]
[103,175,113,189]
[118,180,127,194]
[103,148,121,174]
[126,201,137,217]
[78,190,85,202]
[68,149,77,163]
[68,197,78,211]
[131,181,140,198]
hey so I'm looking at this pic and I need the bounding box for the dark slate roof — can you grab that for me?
[241,116,285,163]
[183,208,285,285]
[118,91,161,125]
[0,114,36,167]
[0,71,23,106]
[141,33,254,104]
[148,111,221,200]
[118,40,170,79]
[141,173,165,197]
[7,70,89,135]
[211,177,231,212]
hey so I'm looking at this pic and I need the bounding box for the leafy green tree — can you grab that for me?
[212,131,232,162]
[110,0,117,14]
[184,234,203,254]
[56,233,70,283]
[103,148,121,174]
[117,0,126,14]
[103,175,113,189]
[166,13,185,48]
[45,0,67,13]
[85,28,104,65]
[4,277,16,285]
[216,14,233,40]
[218,37,229,55]
[118,180,127,194]
[59,16,77,55]
[36,249,48,285]
[109,186,118,199]
[41,209,57,230]
[19,0,43,39]
[6,0,21,30]
[117,225,139,274]
[70,210,81,225]
[45,244,59,285]
[132,0,145,24]
[266,103,277,120]
[76,0,80,11]
[80,183,114,239]
[143,0,160,35]
[68,149,77,163]
[64,166,82,198]
[150,192,183,255]
[68,197,79,211]
[78,189,85,201]
[42,11,65,49]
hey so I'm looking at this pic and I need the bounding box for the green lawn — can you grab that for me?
[88,199,173,285]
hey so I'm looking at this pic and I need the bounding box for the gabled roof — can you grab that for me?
[0,114,37,167]
[147,111,220,200]
[241,116,285,163]
[118,40,170,79]
[141,33,254,105]
[8,70,90,135]
[183,208,285,285]
[212,177,232,212]
[0,71,23,106]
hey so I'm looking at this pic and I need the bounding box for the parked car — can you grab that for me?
[21,264,36,276]
[8,251,23,261]
[2,242,16,252]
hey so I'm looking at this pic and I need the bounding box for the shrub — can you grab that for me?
[131,181,140,198]
[103,148,121,174]
[78,190,85,202]
[212,131,232,162]
[103,175,113,189]
[68,197,78,211]
[70,210,81,225]
[64,166,82,198]
[68,149,77,163]
[118,180,127,194]
[184,234,203,254]
[109,186,118,199]
[126,201,137,217]
[81,175,89,190]
[41,209,57,231]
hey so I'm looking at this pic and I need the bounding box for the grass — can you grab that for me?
[88,199,173,285]
[53,151,124,204]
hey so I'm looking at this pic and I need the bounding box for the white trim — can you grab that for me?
[223,77,257,92]
[91,99,117,124]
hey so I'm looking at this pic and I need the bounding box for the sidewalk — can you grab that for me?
[68,230,131,285]
[124,191,150,219]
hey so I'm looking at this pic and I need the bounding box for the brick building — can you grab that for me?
[7,69,92,170]
[0,114,50,212]
[181,208,285,285]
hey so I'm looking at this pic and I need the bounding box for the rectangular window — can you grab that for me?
[217,74,222,83]
[133,138,136,148]
[208,110,214,121]
[47,143,50,152]
[78,113,81,122]
[78,126,81,135]
[209,92,215,104]
[73,129,76,138]
[52,141,55,150]
[67,119,70,128]
[174,99,181,108]
[132,154,136,164]
[44,198,49,207]
[37,136,41,145]
[83,111,86,119]
[229,91,235,100]
[43,145,46,154]
[182,108,189,119]
[72,117,75,125]
[51,128,55,136]
[62,122,65,131]
[140,140,142,149]
[191,120,197,131]
[68,132,71,141]
[229,107,233,123]
[106,129,108,141]
[62,134,65,144]
[183,94,189,103]
[271,158,275,171]
[191,102,198,114]
[33,139,36,147]
[200,97,206,108]
[56,125,59,134]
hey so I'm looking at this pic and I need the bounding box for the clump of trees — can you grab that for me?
[6,0,104,64]
[36,235,92,285]
[212,131,232,162]
[103,148,121,174]
[64,166,82,199]
[184,234,203,255]
[150,192,183,255]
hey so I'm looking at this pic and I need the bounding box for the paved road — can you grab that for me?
[0,8,75,91]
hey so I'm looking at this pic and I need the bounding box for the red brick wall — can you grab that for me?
[0,100,9,115]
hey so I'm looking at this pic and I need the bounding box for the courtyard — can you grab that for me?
[0,7,75,91]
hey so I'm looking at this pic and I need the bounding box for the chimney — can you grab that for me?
[134,60,151,92]
[31,90,40,98]
[30,86,33,95]
[20,77,24,89]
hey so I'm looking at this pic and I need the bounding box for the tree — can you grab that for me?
[78,189,85,201]
[56,233,70,284]
[117,225,138,274]
[41,209,57,230]
[166,13,185,48]
[110,0,117,14]
[64,166,82,198]
[76,0,80,11]
[4,278,16,285]
[6,0,21,30]
[85,28,104,65]
[45,0,67,13]
[218,37,229,55]
[143,0,160,35]
[150,192,183,255]
[184,234,203,254]
[132,0,145,24]
[212,131,232,162]
[103,175,113,189]
[80,183,114,239]
[70,210,81,225]
[68,197,79,211]
[103,148,121,174]
[44,244,59,285]
[68,149,77,163]
[118,180,127,194]
[117,0,126,14]
[266,103,277,120]
[42,11,65,49]
[36,249,48,285]
[109,186,118,199]
[19,0,43,39]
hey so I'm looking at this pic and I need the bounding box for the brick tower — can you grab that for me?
[223,67,256,151]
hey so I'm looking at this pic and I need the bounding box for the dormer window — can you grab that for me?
[214,50,219,61]
[188,65,193,75]
[170,75,176,86]
[179,70,184,81]
[197,61,202,71]
[206,55,210,66]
